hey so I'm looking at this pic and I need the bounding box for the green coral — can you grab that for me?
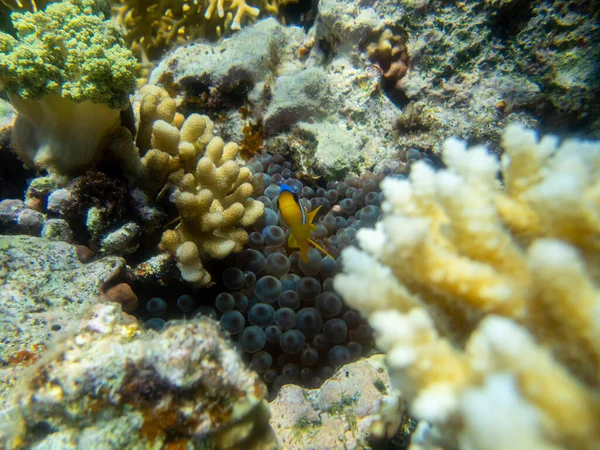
[0,0,136,109]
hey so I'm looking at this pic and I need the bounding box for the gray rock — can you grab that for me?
[46,188,72,214]
[1,303,277,450]
[295,121,362,179]
[264,67,332,134]
[99,222,141,255]
[16,208,46,234]
[0,199,27,227]
[0,236,124,414]
[270,355,404,449]
[41,218,74,243]
[0,199,47,235]
[150,18,297,96]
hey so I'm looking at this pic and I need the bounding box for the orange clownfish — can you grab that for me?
[278,184,334,263]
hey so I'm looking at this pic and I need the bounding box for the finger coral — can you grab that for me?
[139,86,264,287]
[334,124,600,450]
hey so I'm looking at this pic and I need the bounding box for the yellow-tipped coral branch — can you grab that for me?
[335,124,600,450]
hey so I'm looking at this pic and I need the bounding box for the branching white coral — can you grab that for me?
[334,124,600,450]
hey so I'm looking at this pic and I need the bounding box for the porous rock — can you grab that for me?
[149,18,301,98]
[263,67,332,134]
[270,355,404,449]
[0,236,124,413]
[1,303,277,450]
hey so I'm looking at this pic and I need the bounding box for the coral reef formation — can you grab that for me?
[149,0,599,181]
[0,0,137,173]
[335,124,600,449]
[0,302,277,449]
[132,152,380,395]
[148,16,399,178]
[1,2,598,448]
[137,85,265,287]
[395,0,600,151]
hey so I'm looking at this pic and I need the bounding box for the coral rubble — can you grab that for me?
[335,124,600,449]
[0,236,124,414]
[1,303,277,449]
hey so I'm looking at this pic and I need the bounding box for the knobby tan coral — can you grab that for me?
[366,28,410,97]
[334,124,600,450]
[139,85,264,287]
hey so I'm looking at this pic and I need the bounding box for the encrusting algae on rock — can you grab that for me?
[0,303,277,450]
[334,124,600,450]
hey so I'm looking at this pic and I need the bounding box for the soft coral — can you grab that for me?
[0,0,137,174]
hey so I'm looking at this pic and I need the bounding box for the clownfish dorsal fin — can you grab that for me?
[306,205,322,225]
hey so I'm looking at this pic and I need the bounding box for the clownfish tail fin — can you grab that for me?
[308,238,335,260]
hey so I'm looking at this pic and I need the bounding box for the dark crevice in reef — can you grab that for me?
[489,0,534,42]
[179,77,254,115]
[0,136,37,201]
[280,0,318,30]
